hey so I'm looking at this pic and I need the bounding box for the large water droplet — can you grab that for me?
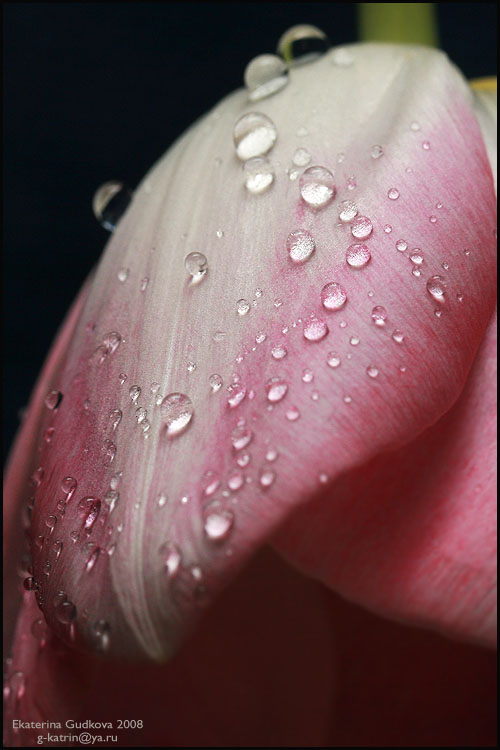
[286,229,315,263]
[299,166,335,208]
[303,318,329,342]
[277,24,330,65]
[410,250,424,265]
[321,282,347,311]
[426,275,446,303]
[244,54,289,100]
[233,112,277,161]
[350,216,373,239]
[92,181,132,232]
[244,157,275,194]
[204,510,234,542]
[160,393,194,437]
[266,377,288,402]
[185,252,208,283]
[346,243,371,269]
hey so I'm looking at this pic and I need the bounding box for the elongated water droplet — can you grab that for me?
[185,252,208,283]
[80,497,101,534]
[104,490,119,513]
[244,157,274,194]
[266,377,288,402]
[244,54,288,101]
[160,393,193,437]
[202,470,220,497]
[61,477,77,498]
[350,216,373,239]
[426,275,446,303]
[346,243,371,269]
[299,166,335,208]
[233,112,277,161]
[129,385,141,404]
[228,470,244,491]
[109,409,122,431]
[92,181,132,232]
[303,318,329,342]
[45,390,63,410]
[286,229,315,263]
[321,282,347,310]
[159,542,182,579]
[277,24,330,65]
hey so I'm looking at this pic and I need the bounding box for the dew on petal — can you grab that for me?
[410,250,424,265]
[266,447,279,462]
[371,305,387,326]
[61,477,77,497]
[209,373,223,393]
[303,318,329,342]
[338,200,358,222]
[202,470,220,497]
[346,243,371,269]
[299,166,335,208]
[396,239,408,252]
[231,425,253,451]
[271,344,288,360]
[277,24,330,65]
[244,54,288,101]
[426,275,446,303]
[159,542,182,579]
[185,252,208,283]
[204,510,234,542]
[293,147,311,167]
[266,376,288,402]
[387,187,400,200]
[117,267,129,283]
[285,405,301,421]
[228,470,244,491]
[371,145,384,159]
[327,352,341,368]
[55,600,77,625]
[321,282,347,311]
[286,229,316,263]
[302,368,314,383]
[349,335,360,346]
[237,299,251,316]
[129,385,141,404]
[244,157,275,194]
[350,216,373,239]
[259,468,276,488]
[366,365,379,378]
[392,329,404,344]
[233,112,277,161]
[227,383,246,408]
[92,181,132,232]
[160,393,194,437]
[45,390,63,410]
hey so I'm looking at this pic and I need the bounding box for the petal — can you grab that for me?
[6,44,496,662]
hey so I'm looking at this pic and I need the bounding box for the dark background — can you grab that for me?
[3,2,497,461]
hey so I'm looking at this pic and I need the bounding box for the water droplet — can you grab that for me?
[231,425,253,451]
[442,261,450,270]
[86,546,100,573]
[346,243,371,269]
[327,352,341,368]
[45,390,63,410]
[45,515,57,533]
[119,372,128,384]
[227,470,243,491]
[277,24,330,64]
[31,618,48,645]
[293,147,311,167]
[392,329,404,344]
[422,141,431,150]
[259,468,276,488]
[104,490,119,513]
[92,620,111,652]
[412,266,421,277]
[457,292,464,303]
[61,476,77,497]
[80,497,101,534]
[366,365,379,378]
[102,439,116,465]
[271,344,288,360]
[343,394,352,404]
[237,453,251,468]
[185,252,208,283]
[109,409,122,431]
[23,576,38,591]
[265,376,288,403]
[302,368,314,383]
[227,382,246,408]
[321,282,347,311]
[233,112,277,161]
[464,248,471,257]
[303,318,329,342]
[410,250,424,265]
[44,426,55,443]
[55,600,77,625]
[338,200,358,222]
[117,267,129,283]
[187,361,197,373]
[396,239,408,252]
[216,229,224,239]
[429,215,437,224]
[160,393,193,437]
[371,305,387,327]
[349,335,360,346]
[387,187,400,200]
[243,157,275,194]
[237,299,251,316]
[244,54,289,101]
[160,542,182,579]
[213,330,226,343]
[140,277,149,292]
[204,510,234,542]
[255,331,267,344]
[286,229,316,263]
[331,47,354,66]
[434,308,443,318]
[129,385,141,404]
[53,540,63,559]
[371,145,384,159]
[384,224,392,233]
[202,470,221,497]
[92,181,132,231]
[209,373,223,393]
[426,275,446,303]
[350,216,373,239]
[157,492,168,508]
[285,405,301,421]
[9,671,26,700]
[299,166,335,208]
[410,121,420,131]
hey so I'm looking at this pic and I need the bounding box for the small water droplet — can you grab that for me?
[392,329,404,344]
[91,620,111,652]
[371,305,387,327]
[285,405,301,421]
[327,352,341,368]
[184,252,208,284]
[119,372,128,384]
[129,385,141,404]
[412,266,421,277]
[366,365,379,378]
[371,145,384,159]
[384,224,392,234]
[410,250,424,265]
[387,187,400,200]
[271,344,287,360]
[237,299,251,316]
[44,426,55,444]
[9,671,26,700]
[157,492,168,508]
[434,308,443,318]
[80,497,101,534]
[259,468,276,488]
[233,112,277,161]
[244,157,275,194]
[244,54,289,100]
[266,376,288,402]
[92,181,132,231]
[45,515,57,533]
[429,215,437,224]
[216,229,224,239]
[349,335,360,346]
[410,121,420,131]
[299,166,335,208]
[227,470,244,491]
[202,470,220,497]
[321,282,347,311]
[231,425,253,451]
[209,373,223,393]
[55,600,77,625]
[457,292,464,302]
[160,393,193,437]
[286,229,315,263]
[346,243,371,269]
[338,200,358,223]
[396,239,408,252]
[237,452,251,468]
[277,24,330,65]
[255,331,267,344]
[104,490,119,513]
[140,277,149,292]
[343,394,352,404]
[23,576,38,591]
[350,216,373,240]
[422,141,431,150]
[117,267,129,283]
[204,510,234,542]
[442,261,450,271]
[293,147,311,167]
[464,248,471,257]
[86,546,100,573]
[227,382,246,408]
[53,539,63,559]
[187,361,197,374]
[45,390,63,410]
[426,275,446,303]
[31,618,48,645]
[109,409,122,431]
[302,368,314,383]
[61,476,77,497]
[102,438,116,465]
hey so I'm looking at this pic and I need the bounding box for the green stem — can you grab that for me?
[358,3,438,47]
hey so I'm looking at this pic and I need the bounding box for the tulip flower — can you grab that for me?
[4,17,497,748]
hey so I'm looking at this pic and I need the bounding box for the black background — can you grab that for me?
[3,2,497,461]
